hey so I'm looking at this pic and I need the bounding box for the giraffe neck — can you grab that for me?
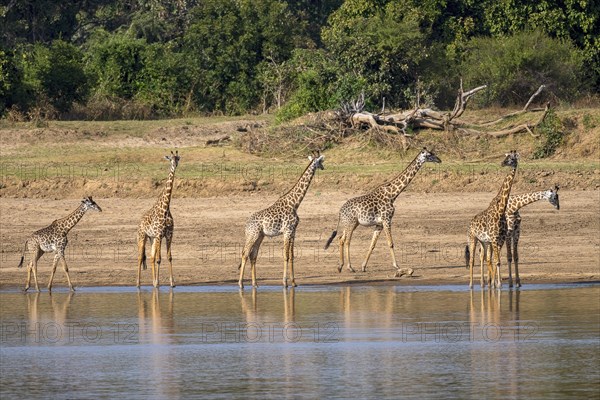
[507,190,549,214]
[156,163,177,212]
[374,154,425,201]
[490,166,517,216]
[55,203,87,235]
[279,161,318,209]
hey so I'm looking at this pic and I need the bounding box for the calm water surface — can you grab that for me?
[1,284,598,399]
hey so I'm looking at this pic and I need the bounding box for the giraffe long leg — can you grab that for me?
[137,231,147,288]
[150,237,162,288]
[48,254,61,291]
[343,225,357,273]
[24,246,39,291]
[506,234,514,287]
[479,243,486,288]
[468,236,477,289]
[249,234,264,288]
[25,260,32,292]
[289,236,297,287]
[513,228,521,287]
[59,254,75,291]
[165,230,175,288]
[491,243,502,288]
[239,232,260,289]
[486,244,494,288]
[382,222,399,271]
[337,231,346,273]
[283,235,292,288]
[361,226,382,272]
[31,249,42,293]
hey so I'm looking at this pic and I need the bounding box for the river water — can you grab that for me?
[1,284,598,399]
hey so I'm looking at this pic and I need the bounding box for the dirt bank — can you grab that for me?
[1,191,598,289]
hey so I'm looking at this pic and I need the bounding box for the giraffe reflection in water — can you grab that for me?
[239,287,296,325]
[25,291,74,344]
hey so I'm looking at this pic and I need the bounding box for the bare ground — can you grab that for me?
[1,190,598,290]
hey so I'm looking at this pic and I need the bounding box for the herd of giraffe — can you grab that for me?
[16,148,560,292]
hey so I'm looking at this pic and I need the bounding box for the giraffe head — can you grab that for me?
[165,150,180,169]
[547,185,560,210]
[308,150,325,170]
[501,150,519,168]
[417,147,442,164]
[81,196,102,212]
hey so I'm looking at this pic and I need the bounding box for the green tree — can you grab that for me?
[483,0,600,91]
[322,0,430,107]
[182,0,302,114]
[135,43,194,115]
[84,30,147,99]
[461,30,584,106]
[0,48,27,115]
[41,41,89,113]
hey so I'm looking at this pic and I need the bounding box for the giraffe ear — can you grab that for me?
[165,155,170,161]
[308,155,313,161]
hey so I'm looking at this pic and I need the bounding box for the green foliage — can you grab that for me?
[84,31,148,99]
[0,49,26,115]
[0,0,596,118]
[135,43,193,116]
[16,41,88,114]
[322,1,429,107]
[275,49,348,122]
[582,113,597,130]
[533,109,564,159]
[483,0,600,91]
[182,0,301,114]
[40,41,89,113]
[461,30,584,106]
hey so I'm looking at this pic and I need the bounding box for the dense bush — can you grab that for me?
[533,109,564,159]
[461,30,585,107]
[0,48,27,115]
[0,0,596,119]
[84,31,148,100]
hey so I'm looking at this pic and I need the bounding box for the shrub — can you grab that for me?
[84,30,148,100]
[533,109,564,158]
[40,41,89,113]
[461,30,585,107]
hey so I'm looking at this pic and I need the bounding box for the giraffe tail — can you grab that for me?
[17,241,27,268]
[464,245,470,269]
[324,230,338,250]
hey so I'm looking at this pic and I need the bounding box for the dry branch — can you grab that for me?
[334,82,549,141]
[479,85,547,126]
[206,135,231,146]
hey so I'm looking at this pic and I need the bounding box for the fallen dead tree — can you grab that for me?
[337,83,550,138]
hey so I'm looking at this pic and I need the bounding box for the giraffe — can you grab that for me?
[324,148,441,276]
[17,197,102,292]
[479,186,560,287]
[137,150,180,288]
[238,151,325,289]
[465,150,520,289]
